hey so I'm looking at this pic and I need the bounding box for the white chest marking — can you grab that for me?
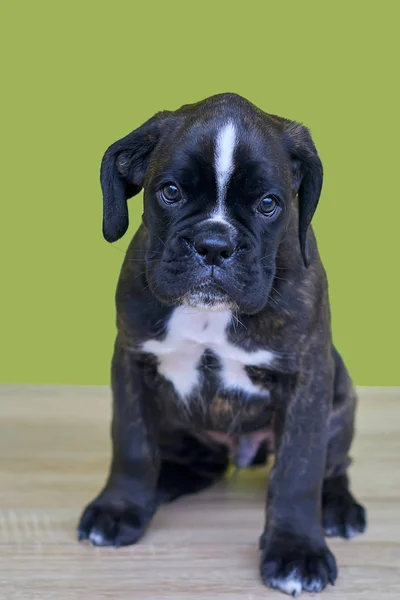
[212,121,237,221]
[142,307,274,401]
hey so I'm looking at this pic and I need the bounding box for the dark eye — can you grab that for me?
[160,183,181,204]
[259,195,280,217]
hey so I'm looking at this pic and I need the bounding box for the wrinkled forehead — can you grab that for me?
[151,116,291,192]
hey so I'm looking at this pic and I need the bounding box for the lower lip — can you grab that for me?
[195,280,225,294]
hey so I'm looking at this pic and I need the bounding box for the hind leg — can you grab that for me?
[322,347,366,539]
[322,475,366,539]
[156,432,230,503]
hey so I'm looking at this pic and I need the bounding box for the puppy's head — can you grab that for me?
[101,94,323,314]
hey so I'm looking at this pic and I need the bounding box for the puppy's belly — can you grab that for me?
[198,429,275,469]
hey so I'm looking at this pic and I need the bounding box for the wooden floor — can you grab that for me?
[0,386,399,599]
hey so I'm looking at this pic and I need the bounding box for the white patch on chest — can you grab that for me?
[142,306,274,401]
[212,121,237,221]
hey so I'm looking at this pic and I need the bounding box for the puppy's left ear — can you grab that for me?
[100,111,175,242]
[283,121,323,267]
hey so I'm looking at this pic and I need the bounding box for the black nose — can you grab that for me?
[193,232,235,266]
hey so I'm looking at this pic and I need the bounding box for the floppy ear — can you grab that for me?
[100,111,174,242]
[283,121,323,267]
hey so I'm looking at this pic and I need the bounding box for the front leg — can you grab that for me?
[78,340,160,547]
[260,370,337,596]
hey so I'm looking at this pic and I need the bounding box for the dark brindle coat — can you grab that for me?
[78,93,366,596]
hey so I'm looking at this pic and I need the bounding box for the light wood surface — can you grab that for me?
[0,385,399,599]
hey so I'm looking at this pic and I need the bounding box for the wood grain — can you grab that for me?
[0,385,399,599]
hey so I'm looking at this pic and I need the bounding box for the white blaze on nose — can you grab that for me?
[213,121,236,220]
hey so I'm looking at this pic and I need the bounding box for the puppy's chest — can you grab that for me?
[141,307,275,401]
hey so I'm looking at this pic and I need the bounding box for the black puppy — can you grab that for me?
[78,93,366,596]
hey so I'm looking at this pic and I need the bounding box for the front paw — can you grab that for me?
[77,499,155,548]
[260,533,337,596]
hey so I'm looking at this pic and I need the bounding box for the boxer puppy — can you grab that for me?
[78,93,366,596]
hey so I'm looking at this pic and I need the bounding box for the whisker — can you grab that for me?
[109,244,128,254]
[271,286,283,299]
[231,314,237,334]
[155,235,165,247]
[127,258,160,263]
[260,251,275,261]
[267,294,281,309]
[232,310,247,330]
[132,270,147,281]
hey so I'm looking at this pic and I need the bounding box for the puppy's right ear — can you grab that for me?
[100,111,174,242]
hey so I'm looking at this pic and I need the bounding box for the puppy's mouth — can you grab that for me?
[182,280,236,312]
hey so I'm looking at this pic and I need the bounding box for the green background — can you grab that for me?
[1,2,399,386]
